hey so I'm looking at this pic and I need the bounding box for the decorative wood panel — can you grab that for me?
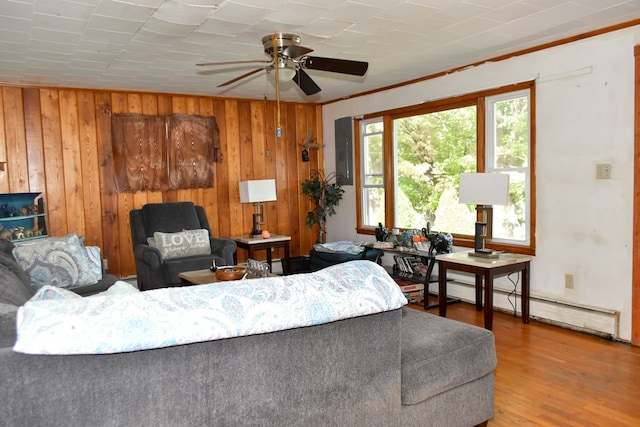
[0,85,323,278]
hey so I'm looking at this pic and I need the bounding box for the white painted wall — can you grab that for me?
[322,26,640,342]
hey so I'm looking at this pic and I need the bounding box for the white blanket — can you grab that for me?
[13,261,406,355]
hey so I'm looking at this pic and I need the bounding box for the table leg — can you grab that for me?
[266,247,273,272]
[438,265,448,317]
[522,263,530,323]
[484,272,493,330]
[423,257,436,309]
[475,274,483,311]
[282,242,290,274]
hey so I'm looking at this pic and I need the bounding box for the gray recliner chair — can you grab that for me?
[129,202,236,291]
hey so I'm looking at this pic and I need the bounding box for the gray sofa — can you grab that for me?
[0,260,496,427]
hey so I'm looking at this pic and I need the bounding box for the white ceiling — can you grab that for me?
[2,0,640,103]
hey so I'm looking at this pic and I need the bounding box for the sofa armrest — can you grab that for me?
[209,238,237,265]
[133,244,163,267]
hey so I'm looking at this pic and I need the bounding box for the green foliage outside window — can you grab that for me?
[392,96,528,238]
[394,106,477,229]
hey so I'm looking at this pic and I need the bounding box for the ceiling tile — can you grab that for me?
[88,14,143,33]
[211,2,272,25]
[0,0,34,20]
[35,0,94,20]
[264,3,327,25]
[95,0,155,21]
[32,13,87,33]
[152,1,215,25]
[198,17,252,36]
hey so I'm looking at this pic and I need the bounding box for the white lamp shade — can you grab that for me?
[459,173,509,206]
[239,179,277,203]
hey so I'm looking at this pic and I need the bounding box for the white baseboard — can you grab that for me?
[438,280,619,340]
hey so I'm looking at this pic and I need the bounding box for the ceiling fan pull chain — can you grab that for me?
[272,34,283,137]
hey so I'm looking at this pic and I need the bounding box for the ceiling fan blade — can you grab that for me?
[282,45,313,59]
[301,56,368,76]
[198,60,270,67]
[293,69,321,95]
[217,67,266,87]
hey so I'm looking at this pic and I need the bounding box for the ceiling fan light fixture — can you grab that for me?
[278,67,297,82]
[268,63,297,82]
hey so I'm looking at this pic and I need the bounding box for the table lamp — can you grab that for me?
[239,179,277,238]
[459,173,509,258]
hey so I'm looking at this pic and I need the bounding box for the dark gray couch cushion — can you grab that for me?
[0,303,17,348]
[401,307,496,405]
[0,239,34,306]
[141,202,202,235]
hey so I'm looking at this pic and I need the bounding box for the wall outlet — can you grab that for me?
[103,258,108,271]
[564,273,575,289]
[596,163,612,180]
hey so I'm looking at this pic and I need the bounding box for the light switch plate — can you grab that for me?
[596,163,612,180]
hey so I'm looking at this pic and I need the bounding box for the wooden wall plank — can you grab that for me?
[199,97,219,235]
[39,89,67,237]
[285,103,301,255]
[3,87,28,192]
[0,89,7,193]
[225,99,243,239]
[58,90,86,235]
[111,92,135,276]
[263,100,278,237]
[214,99,230,238]
[94,92,119,274]
[126,93,149,212]
[273,102,289,243]
[238,100,253,239]
[22,88,46,193]
[77,91,103,247]
[170,95,192,204]
[142,94,163,205]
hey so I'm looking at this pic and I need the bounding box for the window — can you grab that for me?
[356,81,534,254]
[360,119,385,227]
[486,90,531,245]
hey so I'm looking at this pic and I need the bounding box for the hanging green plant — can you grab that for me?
[301,170,344,243]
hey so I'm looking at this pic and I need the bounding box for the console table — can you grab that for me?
[435,251,533,330]
[231,234,291,275]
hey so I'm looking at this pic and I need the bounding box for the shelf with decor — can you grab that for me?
[365,244,439,309]
[388,250,438,309]
[0,192,47,242]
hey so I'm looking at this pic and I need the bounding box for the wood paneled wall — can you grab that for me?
[0,85,323,277]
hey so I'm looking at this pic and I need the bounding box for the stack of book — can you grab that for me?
[392,255,428,278]
[396,279,424,303]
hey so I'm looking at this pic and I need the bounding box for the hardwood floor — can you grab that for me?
[408,301,640,426]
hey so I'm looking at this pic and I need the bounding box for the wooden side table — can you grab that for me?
[435,251,533,330]
[230,234,292,275]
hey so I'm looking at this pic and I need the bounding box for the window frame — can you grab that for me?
[355,81,536,255]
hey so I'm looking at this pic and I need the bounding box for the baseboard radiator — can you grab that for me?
[439,279,620,340]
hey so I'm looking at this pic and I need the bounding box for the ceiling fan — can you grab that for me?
[197,33,369,96]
